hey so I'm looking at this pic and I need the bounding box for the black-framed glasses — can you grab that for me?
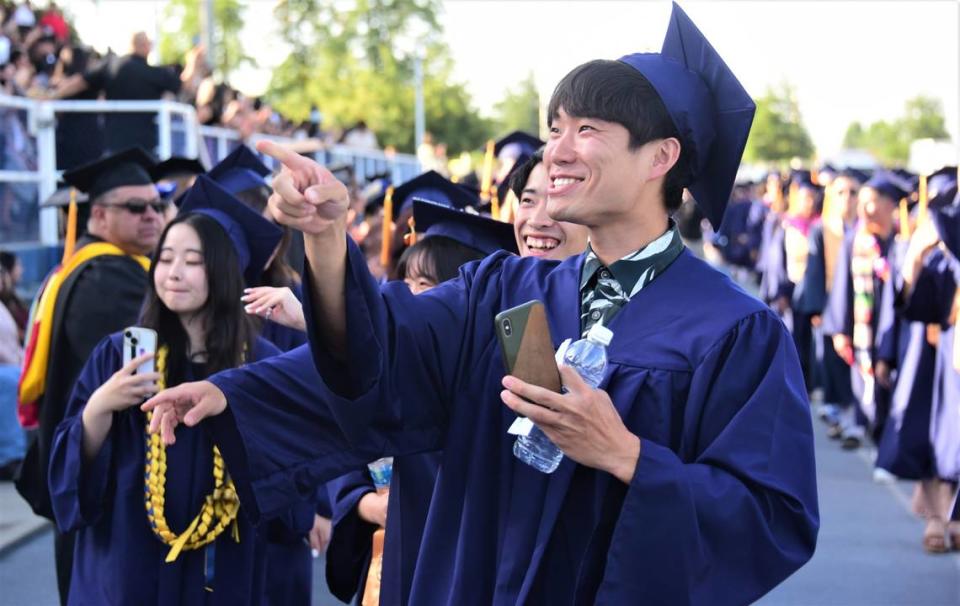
[102,199,169,215]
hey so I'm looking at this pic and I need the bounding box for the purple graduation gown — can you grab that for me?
[47,333,281,605]
[210,238,819,605]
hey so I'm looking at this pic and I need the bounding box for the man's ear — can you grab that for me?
[648,137,682,181]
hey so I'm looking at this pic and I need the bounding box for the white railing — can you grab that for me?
[0,94,420,250]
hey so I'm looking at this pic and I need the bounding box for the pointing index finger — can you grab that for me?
[256,140,319,175]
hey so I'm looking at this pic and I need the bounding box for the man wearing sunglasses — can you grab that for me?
[15,146,169,605]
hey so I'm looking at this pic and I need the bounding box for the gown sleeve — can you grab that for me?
[324,470,377,603]
[897,248,957,326]
[47,336,124,532]
[597,310,819,606]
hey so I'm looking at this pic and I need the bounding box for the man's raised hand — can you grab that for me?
[141,380,228,445]
[256,140,350,235]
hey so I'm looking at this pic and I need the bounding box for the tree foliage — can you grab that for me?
[842,95,949,164]
[267,0,491,154]
[494,72,540,136]
[742,83,815,164]
[157,0,252,80]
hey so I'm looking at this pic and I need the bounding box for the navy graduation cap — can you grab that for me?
[863,171,910,202]
[927,165,958,200]
[179,175,282,284]
[618,2,756,230]
[494,131,544,159]
[207,144,271,195]
[367,170,480,219]
[837,167,869,184]
[62,146,158,200]
[932,201,960,261]
[412,199,519,255]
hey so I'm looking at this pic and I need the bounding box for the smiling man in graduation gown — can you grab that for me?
[145,4,819,604]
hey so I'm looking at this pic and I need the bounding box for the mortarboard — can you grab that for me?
[151,157,206,182]
[493,131,544,160]
[413,199,519,255]
[40,187,89,207]
[618,2,755,230]
[863,171,910,203]
[62,147,157,200]
[179,175,282,284]
[837,167,869,184]
[927,165,958,201]
[207,144,271,195]
[367,170,479,219]
[931,200,960,260]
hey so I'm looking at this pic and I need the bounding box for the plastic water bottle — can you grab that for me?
[513,322,613,473]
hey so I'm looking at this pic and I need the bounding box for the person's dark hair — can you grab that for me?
[140,213,256,386]
[232,184,300,287]
[396,235,485,286]
[547,59,694,213]
[0,250,15,273]
[509,148,544,200]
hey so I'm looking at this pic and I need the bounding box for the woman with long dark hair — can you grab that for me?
[47,176,283,605]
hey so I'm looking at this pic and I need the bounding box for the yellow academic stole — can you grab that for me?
[143,346,240,563]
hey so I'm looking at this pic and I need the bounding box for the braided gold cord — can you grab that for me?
[144,346,240,562]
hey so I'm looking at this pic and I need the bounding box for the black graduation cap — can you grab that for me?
[61,146,158,200]
[179,175,283,285]
[863,171,910,203]
[151,157,206,182]
[412,199,519,255]
[367,170,480,219]
[618,2,756,230]
[493,131,544,159]
[207,144,271,195]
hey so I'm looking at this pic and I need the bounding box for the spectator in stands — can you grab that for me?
[0,257,24,481]
[51,45,103,170]
[50,32,184,153]
[0,250,27,339]
[341,119,379,150]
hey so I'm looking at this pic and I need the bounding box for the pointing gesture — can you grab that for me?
[256,140,351,235]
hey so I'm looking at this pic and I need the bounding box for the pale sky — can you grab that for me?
[68,0,959,158]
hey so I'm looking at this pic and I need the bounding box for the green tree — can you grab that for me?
[268,0,491,154]
[494,72,540,136]
[839,95,949,164]
[158,0,252,80]
[742,83,815,164]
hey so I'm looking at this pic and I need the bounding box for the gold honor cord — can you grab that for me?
[144,346,240,563]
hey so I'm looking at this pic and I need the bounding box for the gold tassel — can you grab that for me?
[380,186,395,269]
[61,189,78,263]
[403,216,417,247]
[898,198,910,240]
[480,139,495,203]
[490,188,500,221]
[918,175,928,228]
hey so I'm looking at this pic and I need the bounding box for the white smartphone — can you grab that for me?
[122,327,158,375]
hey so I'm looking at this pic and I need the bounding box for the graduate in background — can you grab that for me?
[48,176,284,605]
[818,168,865,439]
[822,172,907,449]
[146,5,818,603]
[895,186,960,552]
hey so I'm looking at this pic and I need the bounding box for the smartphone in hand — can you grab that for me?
[122,327,158,375]
[495,300,562,394]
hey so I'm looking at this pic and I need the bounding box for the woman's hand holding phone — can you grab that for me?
[86,353,161,416]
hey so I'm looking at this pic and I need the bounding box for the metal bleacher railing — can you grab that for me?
[0,94,420,291]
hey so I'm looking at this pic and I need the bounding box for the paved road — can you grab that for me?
[2,420,959,605]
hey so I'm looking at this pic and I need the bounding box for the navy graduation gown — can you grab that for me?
[48,333,280,606]
[211,238,819,605]
[715,199,756,269]
[897,248,960,480]
[757,214,789,304]
[874,241,937,479]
